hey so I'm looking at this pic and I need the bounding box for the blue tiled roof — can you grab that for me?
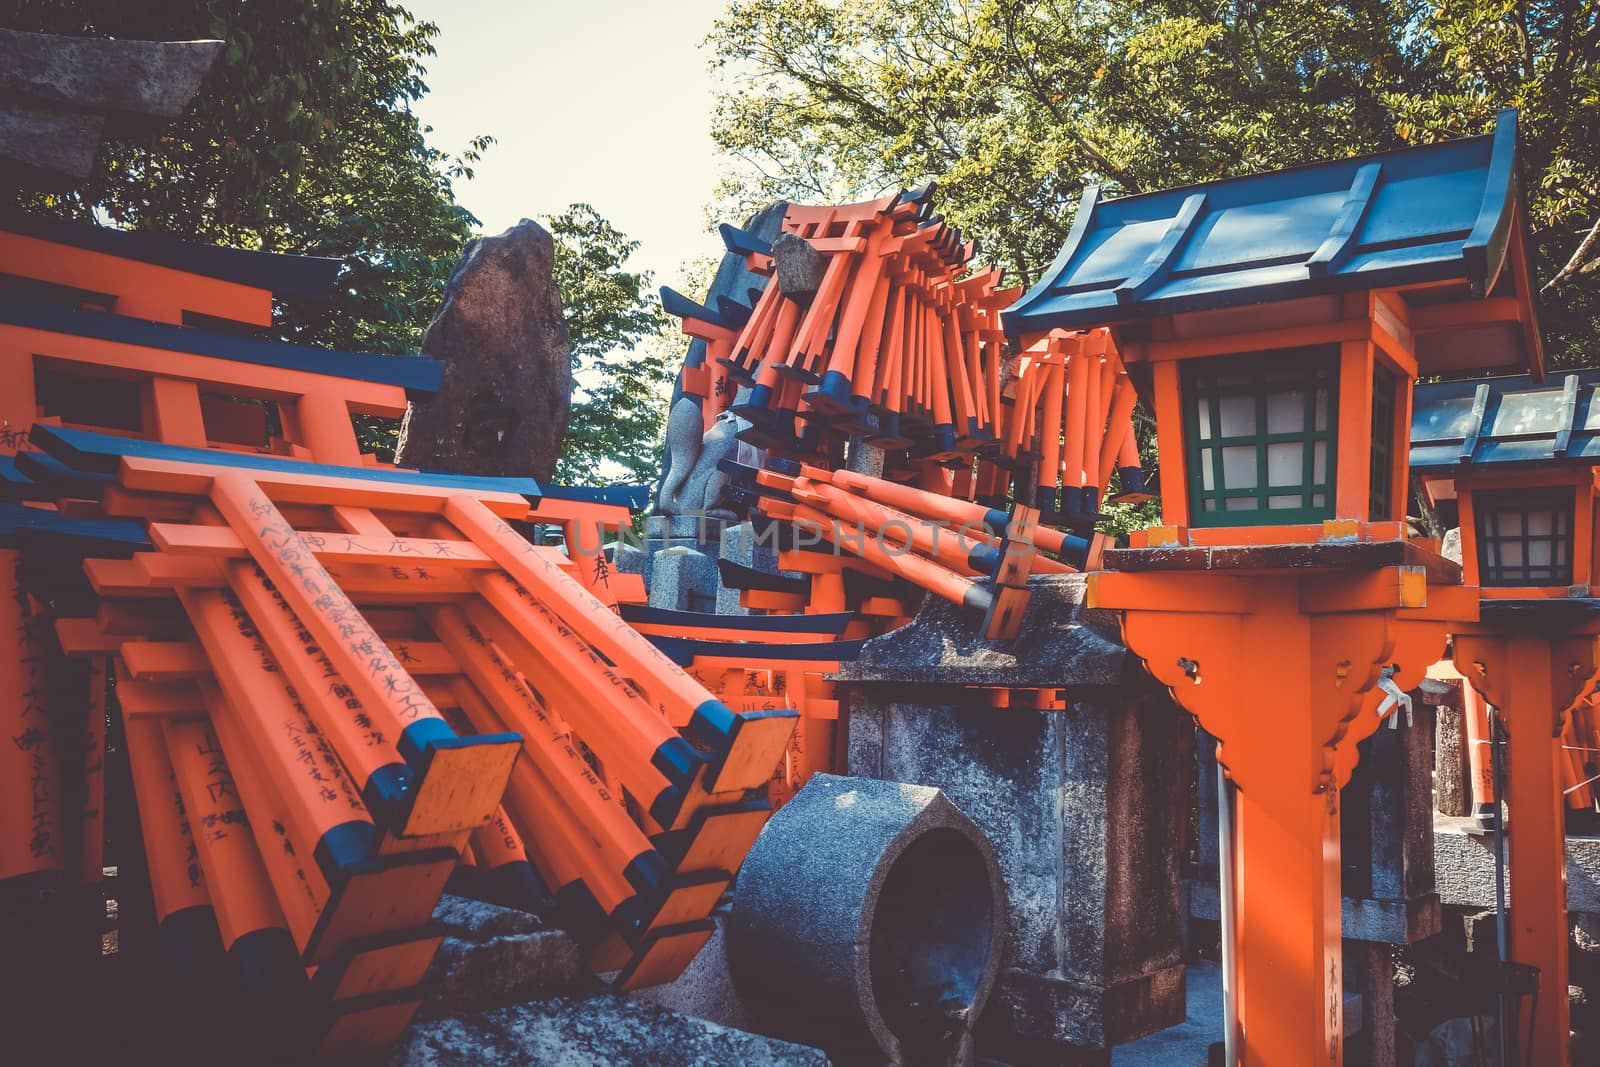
[1411,370,1600,471]
[1007,111,1524,336]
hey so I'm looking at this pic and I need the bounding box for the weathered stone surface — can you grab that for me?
[842,577,1189,1060]
[771,232,828,303]
[0,103,102,179]
[716,521,780,615]
[1344,940,1396,1067]
[1436,816,1600,913]
[1341,704,1443,945]
[0,29,222,180]
[418,894,587,1020]
[391,996,831,1066]
[0,29,222,119]
[652,201,786,511]
[728,774,1007,1066]
[397,220,571,480]
[658,408,743,520]
[1109,960,1365,1065]
[834,573,1126,689]
[1433,690,1472,817]
[649,546,719,612]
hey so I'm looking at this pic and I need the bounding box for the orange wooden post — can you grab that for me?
[1091,568,1465,1066]
[162,717,301,989]
[469,805,554,914]
[467,573,703,826]
[444,494,793,792]
[1454,631,1600,1067]
[80,656,109,882]
[123,714,216,948]
[428,604,665,923]
[206,471,519,836]
[1462,682,1497,820]
[221,559,425,830]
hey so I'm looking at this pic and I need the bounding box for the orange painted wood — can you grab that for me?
[446,495,733,731]
[0,230,274,326]
[1454,632,1600,1067]
[118,456,533,517]
[149,521,496,570]
[207,473,451,743]
[163,716,290,949]
[0,324,409,416]
[178,588,374,864]
[0,554,62,882]
[198,681,333,955]
[122,715,211,920]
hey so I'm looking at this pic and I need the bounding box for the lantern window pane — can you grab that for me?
[1475,488,1575,587]
[1267,442,1303,487]
[1266,389,1307,433]
[1222,446,1257,487]
[1220,395,1256,437]
[1182,346,1338,527]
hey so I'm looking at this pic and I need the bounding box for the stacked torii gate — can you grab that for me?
[0,214,798,1060]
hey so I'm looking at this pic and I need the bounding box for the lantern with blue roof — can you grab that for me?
[1014,111,1543,1066]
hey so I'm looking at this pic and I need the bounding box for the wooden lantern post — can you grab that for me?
[1007,110,1542,1066]
[1414,371,1600,1067]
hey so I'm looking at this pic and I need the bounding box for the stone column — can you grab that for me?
[835,575,1189,1064]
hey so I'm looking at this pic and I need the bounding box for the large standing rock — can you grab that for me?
[398,221,572,479]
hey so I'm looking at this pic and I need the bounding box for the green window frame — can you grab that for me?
[1369,364,1398,522]
[1182,346,1339,527]
[1474,487,1575,587]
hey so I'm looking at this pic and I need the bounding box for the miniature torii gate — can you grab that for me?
[1008,111,1542,1065]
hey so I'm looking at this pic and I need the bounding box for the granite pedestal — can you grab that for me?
[834,574,1189,1064]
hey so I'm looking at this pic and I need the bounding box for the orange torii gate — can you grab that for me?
[35,423,797,993]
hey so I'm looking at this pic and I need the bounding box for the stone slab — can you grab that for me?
[418,894,588,1019]
[1190,881,1441,944]
[1435,816,1600,914]
[833,573,1126,689]
[391,995,831,1067]
[1111,961,1364,1066]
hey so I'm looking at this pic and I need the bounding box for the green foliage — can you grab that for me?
[4,0,487,355]
[710,0,1600,481]
[546,205,675,485]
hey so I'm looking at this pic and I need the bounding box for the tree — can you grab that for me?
[546,204,676,485]
[3,0,487,355]
[709,0,1600,367]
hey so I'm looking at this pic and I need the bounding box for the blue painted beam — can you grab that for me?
[0,298,444,393]
[28,423,544,500]
[0,211,343,299]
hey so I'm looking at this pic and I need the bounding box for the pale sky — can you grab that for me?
[401,0,734,292]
